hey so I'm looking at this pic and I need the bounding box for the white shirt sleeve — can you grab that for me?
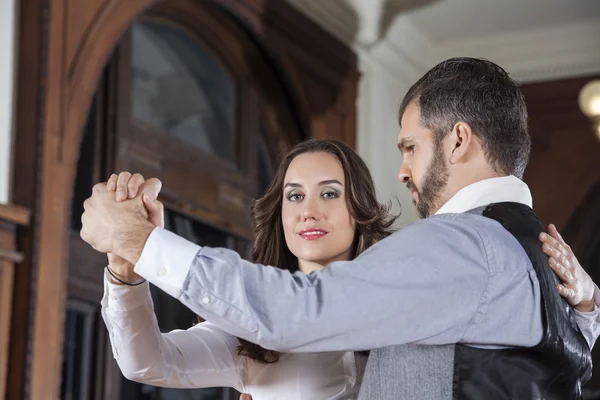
[133,227,198,299]
[572,284,600,350]
[101,269,247,391]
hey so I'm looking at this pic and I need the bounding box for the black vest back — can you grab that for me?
[453,202,592,399]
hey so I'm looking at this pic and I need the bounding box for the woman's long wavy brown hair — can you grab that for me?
[237,138,397,363]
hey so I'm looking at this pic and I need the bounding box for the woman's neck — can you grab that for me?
[297,252,352,274]
[297,260,326,274]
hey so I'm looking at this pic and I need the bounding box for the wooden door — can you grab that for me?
[61,5,308,399]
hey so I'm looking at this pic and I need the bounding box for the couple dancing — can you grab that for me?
[82,58,599,399]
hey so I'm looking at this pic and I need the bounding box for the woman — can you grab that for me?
[101,139,596,399]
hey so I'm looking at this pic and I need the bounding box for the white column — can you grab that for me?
[346,0,386,47]
[355,48,419,229]
[353,14,435,228]
[0,0,16,204]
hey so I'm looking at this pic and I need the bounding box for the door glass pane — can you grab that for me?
[121,209,237,400]
[61,302,96,400]
[131,20,236,162]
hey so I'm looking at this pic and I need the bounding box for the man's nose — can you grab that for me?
[398,163,411,184]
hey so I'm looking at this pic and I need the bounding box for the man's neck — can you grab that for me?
[433,175,531,216]
[436,169,503,211]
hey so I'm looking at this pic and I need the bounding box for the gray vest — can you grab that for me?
[359,208,485,400]
[359,344,456,399]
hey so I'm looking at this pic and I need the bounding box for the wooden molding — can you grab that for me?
[0,249,23,264]
[0,203,28,263]
[0,203,31,227]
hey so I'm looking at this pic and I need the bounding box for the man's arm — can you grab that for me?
[133,214,493,352]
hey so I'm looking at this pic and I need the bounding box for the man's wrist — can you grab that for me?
[113,222,156,265]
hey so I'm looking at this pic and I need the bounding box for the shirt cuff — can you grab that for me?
[573,284,600,321]
[133,227,200,299]
[103,268,151,312]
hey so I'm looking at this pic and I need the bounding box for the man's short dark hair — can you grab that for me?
[399,57,531,178]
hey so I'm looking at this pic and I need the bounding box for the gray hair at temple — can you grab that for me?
[399,57,531,179]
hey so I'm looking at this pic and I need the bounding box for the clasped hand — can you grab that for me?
[80,172,163,265]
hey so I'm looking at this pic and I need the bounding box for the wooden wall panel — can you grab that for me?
[0,204,30,400]
[522,76,600,230]
[7,2,44,397]
[0,259,14,400]
[12,0,358,398]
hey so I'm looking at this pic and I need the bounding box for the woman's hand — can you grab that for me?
[105,172,164,284]
[540,224,595,312]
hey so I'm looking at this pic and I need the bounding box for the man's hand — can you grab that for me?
[105,172,164,283]
[110,172,165,228]
[239,394,252,400]
[80,175,162,264]
[540,224,595,312]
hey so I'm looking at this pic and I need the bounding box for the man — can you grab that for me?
[81,58,599,399]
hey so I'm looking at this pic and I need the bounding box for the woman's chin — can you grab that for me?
[293,246,352,269]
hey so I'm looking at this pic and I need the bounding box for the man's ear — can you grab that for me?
[448,122,474,165]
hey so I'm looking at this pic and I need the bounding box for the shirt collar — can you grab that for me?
[434,175,533,215]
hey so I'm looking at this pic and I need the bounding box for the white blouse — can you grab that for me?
[101,269,367,399]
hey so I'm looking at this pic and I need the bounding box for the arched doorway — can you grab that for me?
[62,4,308,399]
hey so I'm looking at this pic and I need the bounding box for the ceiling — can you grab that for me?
[406,0,600,44]
[287,0,600,83]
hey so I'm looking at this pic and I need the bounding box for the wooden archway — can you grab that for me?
[11,0,358,398]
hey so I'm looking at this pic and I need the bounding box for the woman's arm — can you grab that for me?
[99,174,247,388]
[101,268,246,391]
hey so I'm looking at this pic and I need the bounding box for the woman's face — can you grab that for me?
[281,151,356,273]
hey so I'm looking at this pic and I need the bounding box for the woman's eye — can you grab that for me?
[322,191,340,199]
[287,193,304,201]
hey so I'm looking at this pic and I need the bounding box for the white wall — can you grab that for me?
[355,49,419,229]
[0,0,16,204]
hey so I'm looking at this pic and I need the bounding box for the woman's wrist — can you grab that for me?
[107,266,146,286]
[107,254,143,285]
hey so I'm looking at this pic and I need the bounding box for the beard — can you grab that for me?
[407,141,449,219]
